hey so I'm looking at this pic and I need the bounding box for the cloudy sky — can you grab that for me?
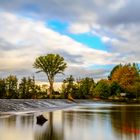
[0,0,140,82]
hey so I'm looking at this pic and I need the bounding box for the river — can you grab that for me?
[0,102,140,140]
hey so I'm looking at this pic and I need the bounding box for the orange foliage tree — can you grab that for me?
[111,64,139,92]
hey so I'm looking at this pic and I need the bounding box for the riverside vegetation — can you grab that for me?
[0,54,140,100]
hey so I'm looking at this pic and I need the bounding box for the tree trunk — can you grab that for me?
[49,80,54,98]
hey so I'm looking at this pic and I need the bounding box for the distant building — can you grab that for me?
[120,93,127,97]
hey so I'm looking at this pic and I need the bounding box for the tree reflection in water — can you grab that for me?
[109,105,140,140]
[0,104,140,140]
[34,112,64,140]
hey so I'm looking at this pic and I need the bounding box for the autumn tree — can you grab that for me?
[111,64,139,93]
[33,54,67,97]
[108,64,122,80]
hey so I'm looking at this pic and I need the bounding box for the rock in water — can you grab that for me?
[36,115,48,126]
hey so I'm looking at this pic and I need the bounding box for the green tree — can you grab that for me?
[127,81,140,98]
[93,80,110,99]
[132,63,140,74]
[19,77,27,98]
[78,77,95,99]
[110,81,122,96]
[33,54,67,97]
[61,75,75,98]
[61,76,95,99]
[19,76,37,99]
[0,78,6,98]
[5,75,18,98]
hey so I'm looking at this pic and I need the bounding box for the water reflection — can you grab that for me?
[0,104,140,140]
[34,112,64,140]
[0,114,34,140]
[109,106,140,140]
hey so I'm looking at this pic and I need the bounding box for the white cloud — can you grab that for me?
[0,0,140,81]
[101,36,111,43]
[68,23,91,34]
[108,0,126,11]
[101,36,118,44]
[0,11,118,81]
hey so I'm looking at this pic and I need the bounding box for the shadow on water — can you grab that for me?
[0,103,140,140]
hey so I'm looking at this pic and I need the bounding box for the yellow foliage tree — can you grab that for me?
[111,64,139,92]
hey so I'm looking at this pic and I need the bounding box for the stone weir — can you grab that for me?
[0,99,76,112]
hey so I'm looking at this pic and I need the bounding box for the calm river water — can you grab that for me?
[0,103,140,140]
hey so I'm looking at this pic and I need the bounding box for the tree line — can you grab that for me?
[0,54,140,100]
[0,76,47,99]
[61,63,140,100]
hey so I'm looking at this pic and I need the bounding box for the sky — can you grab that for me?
[0,0,140,82]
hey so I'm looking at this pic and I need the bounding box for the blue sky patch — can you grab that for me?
[89,64,115,70]
[47,20,68,34]
[68,33,107,51]
[47,20,107,51]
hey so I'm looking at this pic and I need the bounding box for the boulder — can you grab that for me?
[36,115,48,126]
